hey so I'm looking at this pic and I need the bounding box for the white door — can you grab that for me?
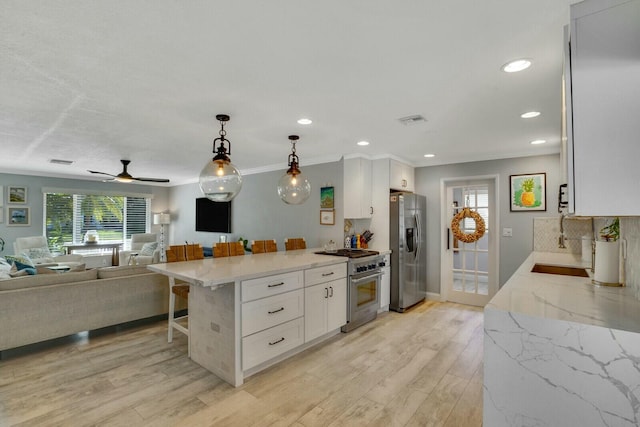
[441,177,498,306]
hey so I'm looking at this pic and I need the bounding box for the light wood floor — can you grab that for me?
[0,301,483,427]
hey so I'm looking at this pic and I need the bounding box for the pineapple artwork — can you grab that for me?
[520,178,536,206]
[510,173,546,211]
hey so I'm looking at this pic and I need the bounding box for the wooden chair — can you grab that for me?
[284,238,306,251]
[251,239,278,254]
[214,241,245,257]
[166,245,186,263]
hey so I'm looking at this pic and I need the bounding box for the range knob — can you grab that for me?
[378,261,386,267]
[369,264,376,270]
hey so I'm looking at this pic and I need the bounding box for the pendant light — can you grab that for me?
[199,114,243,202]
[277,135,311,205]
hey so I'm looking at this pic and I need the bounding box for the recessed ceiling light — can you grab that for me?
[502,59,532,73]
[530,139,546,145]
[423,154,435,158]
[297,118,312,125]
[521,111,541,119]
[357,141,370,146]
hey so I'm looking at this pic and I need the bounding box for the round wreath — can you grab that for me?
[451,208,486,243]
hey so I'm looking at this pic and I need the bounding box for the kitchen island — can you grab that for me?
[483,252,640,426]
[148,249,347,387]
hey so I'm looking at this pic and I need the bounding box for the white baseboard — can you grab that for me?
[426,292,442,301]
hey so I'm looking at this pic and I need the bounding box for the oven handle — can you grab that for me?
[350,271,382,284]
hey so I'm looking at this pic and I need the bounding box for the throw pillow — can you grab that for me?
[0,257,12,280]
[5,254,34,267]
[9,261,37,276]
[23,247,55,264]
[69,263,86,272]
[139,242,158,256]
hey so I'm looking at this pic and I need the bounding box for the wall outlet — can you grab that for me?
[502,228,513,237]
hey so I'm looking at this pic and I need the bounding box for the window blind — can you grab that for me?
[44,191,151,252]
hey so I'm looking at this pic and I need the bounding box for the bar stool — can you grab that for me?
[251,239,278,254]
[213,241,245,257]
[167,244,202,356]
[284,238,306,250]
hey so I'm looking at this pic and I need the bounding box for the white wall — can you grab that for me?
[415,154,562,293]
[168,161,344,251]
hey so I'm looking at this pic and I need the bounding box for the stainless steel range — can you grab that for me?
[315,249,386,332]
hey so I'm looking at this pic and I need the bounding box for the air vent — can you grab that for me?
[50,159,74,165]
[398,115,427,125]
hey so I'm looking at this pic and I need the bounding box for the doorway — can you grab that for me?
[440,176,499,306]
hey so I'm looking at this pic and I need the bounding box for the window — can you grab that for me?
[44,191,151,252]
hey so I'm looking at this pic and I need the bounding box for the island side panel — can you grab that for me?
[189,282,242,386]
[483,307,640,427]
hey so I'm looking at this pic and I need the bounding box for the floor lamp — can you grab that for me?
[153,212,171,262]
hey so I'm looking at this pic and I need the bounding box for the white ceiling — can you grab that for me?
[1,1,578,186]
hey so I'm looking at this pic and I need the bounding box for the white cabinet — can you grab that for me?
[566,0,640,216]
[241,271,305,370]
[304,278,347,342]
[343,157,373,218]
[390,160,414,192]
[379,253,391,312]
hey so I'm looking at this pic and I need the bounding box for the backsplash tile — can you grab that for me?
[533,217,593,255]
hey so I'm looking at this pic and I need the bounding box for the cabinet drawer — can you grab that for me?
[305,263,347,287]
[242,289,304,337]
[242,317,304,370]
[242,270,303,302]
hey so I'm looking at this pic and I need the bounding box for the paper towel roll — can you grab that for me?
[581,236,592,263]
[594,240,620,285]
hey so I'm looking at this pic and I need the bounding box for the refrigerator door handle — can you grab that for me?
[447,228,450,250]
[414,213,420,260]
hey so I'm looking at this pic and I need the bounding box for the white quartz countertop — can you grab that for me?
[486,251,640,333]
[147,248,347,288]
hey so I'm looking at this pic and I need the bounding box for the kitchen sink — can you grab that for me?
[531,263,589,277]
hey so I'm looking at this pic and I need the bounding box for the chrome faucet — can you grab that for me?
[558,213,567,249]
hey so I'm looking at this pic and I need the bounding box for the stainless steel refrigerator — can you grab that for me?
[389,192,427,312]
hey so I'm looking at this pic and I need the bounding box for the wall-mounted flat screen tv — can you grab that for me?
[195,198,231,233]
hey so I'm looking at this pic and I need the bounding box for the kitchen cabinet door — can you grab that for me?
[567,0,640,216]
[304,283,328,342]
[343,157,373,218]
[390,160,414,192]
[304,278,347,342]
[326,279,347,332]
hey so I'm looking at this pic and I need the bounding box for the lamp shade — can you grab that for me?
[153,213,171,225]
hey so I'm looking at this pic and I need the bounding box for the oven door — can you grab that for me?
[342,270,381,332]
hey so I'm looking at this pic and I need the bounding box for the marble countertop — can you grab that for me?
[486,251,640,333]
[147,248,347,288]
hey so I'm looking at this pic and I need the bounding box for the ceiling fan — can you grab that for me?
[88,160,170,183]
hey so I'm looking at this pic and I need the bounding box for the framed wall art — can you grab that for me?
[320,186,334,209]
[320,209,335,225]
[7,206,30,226]
[510,173,546,212]
[8,186,27,204]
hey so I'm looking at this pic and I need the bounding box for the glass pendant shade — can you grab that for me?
[199,159,242,202]
[277,170,311,205]
[277,135,311,205]
[198,114,243,202]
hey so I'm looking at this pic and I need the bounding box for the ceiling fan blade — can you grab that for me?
[88,170,117,178]
[133,177,170,183]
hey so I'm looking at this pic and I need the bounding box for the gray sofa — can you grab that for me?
[0,265,185,352]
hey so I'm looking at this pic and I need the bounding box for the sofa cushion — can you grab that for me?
[139,242,158,256]
[0,268,98,291]
[97,265,154,279]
